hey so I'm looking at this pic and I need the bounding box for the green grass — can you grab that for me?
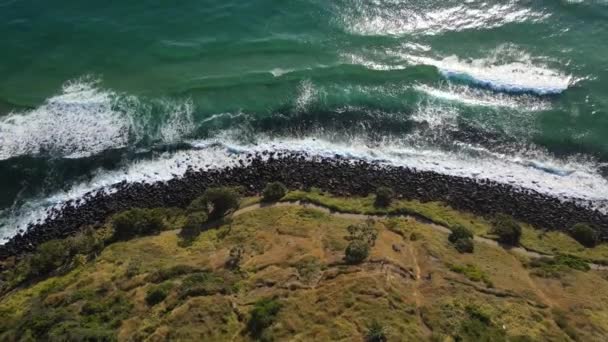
[448,263,494,288]
[283,189,493,235]
[3,193,608,341]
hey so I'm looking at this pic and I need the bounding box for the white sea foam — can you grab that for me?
[338,0,549,36]
[0,79,131,160]
[403,49,573,95]
[2,135,607,242]
[413,84,550,111]
[0,79,198,160]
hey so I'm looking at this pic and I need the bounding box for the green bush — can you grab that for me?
[179,211,208,245]
[111,208,164,241]
[570,223,599,248]
[448,225,473,243]
[28,240,70,277]
[374,186,394,207]
[449,263,493,287]
[454,238,474,254]
[145,284,170,306]
[191,187,241,220]
[247,298,282,339]
[262,182,287,202]
[345,239,370,264]
[347,220,379,246]
[366,321,388,342]
[492,214,522,246]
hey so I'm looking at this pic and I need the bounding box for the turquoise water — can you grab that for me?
[1,0,608,240]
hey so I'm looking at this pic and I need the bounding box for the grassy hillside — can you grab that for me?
[2,190,608,341]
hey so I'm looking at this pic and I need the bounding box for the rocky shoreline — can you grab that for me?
[2,152,607,259]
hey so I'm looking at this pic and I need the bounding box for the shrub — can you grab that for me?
[366,321,388,342]
[179,211,208,245]
[247,298,282,339]
[347,220,378,246]
[374,186,394,207]
[345,239,370,264]
[570,223,599,248]
[448,225,473,243]
[225,245,244,270]
[67,228,105,257]
[492,214,521,246]
[192,187,241,220]
[146,285,170,306]
[454,238,474,254]
[262,182,287,202]
[111,208,164,241]
[28,240,70,276]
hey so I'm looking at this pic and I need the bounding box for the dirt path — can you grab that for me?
[231,201,608,270]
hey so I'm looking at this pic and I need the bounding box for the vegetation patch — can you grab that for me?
[448,263,493,287]
[344,220,378,264]
[528,254,590,278]
[178,271,239,299]
[146,282,172,306]
[449,225,475,254]
[247,297,282,340]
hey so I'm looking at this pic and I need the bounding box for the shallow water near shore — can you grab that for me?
[1,0,608,241]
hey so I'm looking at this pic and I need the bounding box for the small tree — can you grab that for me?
[570,223,599,248]
[492,214,522,246]
[262,182,287,202]
[193,187,241,220]
[345,239,370,264]
[448,225,473,243]
[454,238,474,254]
[374,187,394,208]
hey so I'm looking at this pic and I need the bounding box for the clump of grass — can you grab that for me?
[178,271,239,299]
[366,320,388,342]
[145,264,200,283]
[294,256,323,283]
[448,263,493,287]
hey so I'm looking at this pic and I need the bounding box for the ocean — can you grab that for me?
[1,0,608,241]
